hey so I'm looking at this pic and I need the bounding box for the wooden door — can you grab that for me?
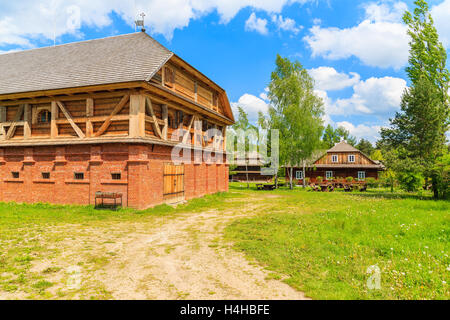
[163,163,185,203]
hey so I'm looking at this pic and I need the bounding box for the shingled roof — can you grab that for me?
[327,141,359,153]
[0,32,173,95]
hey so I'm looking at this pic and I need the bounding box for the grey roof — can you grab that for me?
[327,141,359,153]
[0,32,173,95]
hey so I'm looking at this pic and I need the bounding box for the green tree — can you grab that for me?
[380,0,450,199]
[322,124,357,148]
[356,139,374,156]
[267,55,324,189]
[231,106,257,189]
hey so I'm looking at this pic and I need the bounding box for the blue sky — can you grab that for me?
[0,0,449,143]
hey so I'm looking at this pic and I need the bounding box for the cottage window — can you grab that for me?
[296,171,304,180]
[348,155,355,163]
[42,172,50,179]
[111,173,121,180]
[358,171,366,181]
[38,110,51,124]
[164,67,175,88]
[74,172,84,180]
[12,172,19,179]
[326,171,333,180]
[332,155,338,163]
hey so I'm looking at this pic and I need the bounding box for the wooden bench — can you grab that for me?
[256,184,276,191]
[95,192,123,209]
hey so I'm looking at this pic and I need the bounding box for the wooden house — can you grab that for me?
[0,32,234,209]
[287,141,385,184]
[230,151,273,182]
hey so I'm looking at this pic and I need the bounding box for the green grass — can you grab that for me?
[225,183,450,300]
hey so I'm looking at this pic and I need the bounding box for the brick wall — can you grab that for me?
[0,143,228,209]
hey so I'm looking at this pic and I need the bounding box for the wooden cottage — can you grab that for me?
[0,32,234,209]
[230,151,273,182]
[287,141,385,184]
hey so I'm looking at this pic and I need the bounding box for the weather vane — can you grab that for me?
[135,12,146,33]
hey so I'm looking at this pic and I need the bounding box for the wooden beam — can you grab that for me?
[94,95,130,137]
[24,104,31,139]
[182,115,195,144]
[86,98,94,138]
[0,106,6,123]
[51,101,58,139]
[145,97,163,139]
[56,101,85,139]
[162,104,168,141]
[129,94,145,138]
[5,105,24,140]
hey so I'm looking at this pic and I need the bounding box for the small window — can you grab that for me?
[38,110,51,124]
[12,172,19,179]
[348,155,355,163]
[296,171,304,180]
[332,155,338,163]
[111,173,121,180]
[358,171,366,181]
[326,171,334,180]
[74,172,84,180]
[164,67,175,88]
[42,172,50,179]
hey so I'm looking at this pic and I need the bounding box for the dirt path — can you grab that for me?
[92,196,308,300]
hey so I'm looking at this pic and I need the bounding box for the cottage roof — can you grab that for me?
[327,141,360,153]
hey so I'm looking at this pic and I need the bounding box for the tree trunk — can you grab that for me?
[275,173,279,189]
[289,167,294,190]
[246,162,249,189]
[303,161,306,188]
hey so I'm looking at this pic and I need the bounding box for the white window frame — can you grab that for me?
[348,155,355,163]
[296,171,304,180]
[332,155,338,163]
[326,171,333,180]
[358,171,366,181]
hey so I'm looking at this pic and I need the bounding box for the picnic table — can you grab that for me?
[95,191,123,209]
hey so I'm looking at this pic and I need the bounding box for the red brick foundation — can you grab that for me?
[0,143,229,209]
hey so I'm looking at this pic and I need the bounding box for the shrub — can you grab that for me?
[346,177,354,183]
[397,171,425,192]
[316,176,323,184]
[430,153,450,200]
[366,177,379,188]
[305,177,311,185]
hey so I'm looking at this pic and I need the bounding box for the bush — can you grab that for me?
[366,177,379,188]
[316,176,323,184]
[346,177,354,183]
[397,171,425,192]
[431,153,450,200]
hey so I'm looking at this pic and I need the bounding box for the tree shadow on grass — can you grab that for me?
[343,190,435,201]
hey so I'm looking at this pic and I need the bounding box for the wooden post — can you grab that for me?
[162,104,168,140]
[129,94,145,138]
[86,98,94,138]
[51,101,58,139]
[24,104,31,139]
[0,106,6,123]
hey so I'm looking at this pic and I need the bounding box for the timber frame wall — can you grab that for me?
[0,71,233,208]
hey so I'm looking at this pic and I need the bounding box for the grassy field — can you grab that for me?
[0,183,448,300]
[225,183,450,300]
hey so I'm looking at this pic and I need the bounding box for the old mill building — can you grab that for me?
[0,32,234,209]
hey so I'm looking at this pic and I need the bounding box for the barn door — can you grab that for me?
[163,163,185,203]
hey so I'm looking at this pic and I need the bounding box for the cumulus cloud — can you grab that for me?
[231,93,269,123]
[431,0,450,47]
[245,13,269,35]
[304,1,410,69]
[309,67,360,91]
[271,14,302,34]
[324,76,407,116]
[336,121,382,143]
[0,0,313,46]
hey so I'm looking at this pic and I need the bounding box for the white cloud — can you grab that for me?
[0,0,314,46]
[271,14,302,34]
[309,67,360,91]
[304,1,409,69]
[325,76,407,116]
[431,0,450,47]
[336,121,381,143]
[245,13,269,35]
[232,93,269,123]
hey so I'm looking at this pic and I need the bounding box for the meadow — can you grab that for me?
[0,183,448,300]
